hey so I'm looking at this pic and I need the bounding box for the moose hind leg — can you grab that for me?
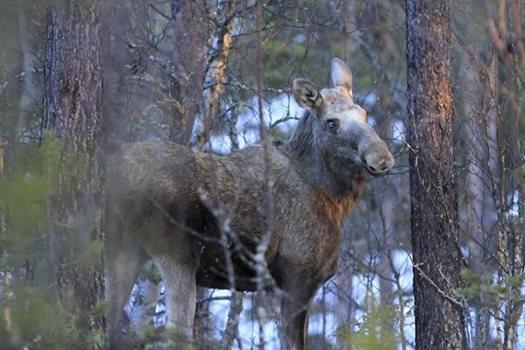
[156,254,199,344]
[105,219,147,347]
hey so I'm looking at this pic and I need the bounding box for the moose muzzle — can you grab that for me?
[358,129,395,176]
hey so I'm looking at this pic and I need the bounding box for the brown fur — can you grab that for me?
[312,185,364,228]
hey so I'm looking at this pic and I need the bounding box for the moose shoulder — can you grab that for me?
[105,58,394,349]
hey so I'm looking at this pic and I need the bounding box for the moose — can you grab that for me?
[105,58,395,349]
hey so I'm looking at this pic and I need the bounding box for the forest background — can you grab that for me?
[0,0,524,349]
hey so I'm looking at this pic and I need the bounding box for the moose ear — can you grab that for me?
[331,58,353,96]
[292,78,323,110]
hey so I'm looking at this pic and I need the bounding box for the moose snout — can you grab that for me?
[363,155,395,175]
[360,139,395,176]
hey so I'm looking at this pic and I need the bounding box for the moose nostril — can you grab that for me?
[368,165,378,173]
[380,164,390,172]
[379,158,393,171]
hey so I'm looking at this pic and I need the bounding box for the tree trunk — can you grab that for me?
[199,0,236,147]
[169,0,207,144]
[16,6,38,138]
[42,0,105,331]
[405,1,466,349]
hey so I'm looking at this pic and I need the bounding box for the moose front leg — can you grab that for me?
[282,296,310,349]
[280,272,319,350]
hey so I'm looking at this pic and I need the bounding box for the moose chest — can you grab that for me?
[272,188,355,281]
[192,148,365,291]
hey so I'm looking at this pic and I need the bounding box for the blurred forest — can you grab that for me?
[0,0,523,349]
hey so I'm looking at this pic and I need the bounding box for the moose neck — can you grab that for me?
[283,113,368,200]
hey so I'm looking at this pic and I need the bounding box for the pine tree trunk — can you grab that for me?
[169,0,207,144]
[405,1,466,349]
[42,1,105,331]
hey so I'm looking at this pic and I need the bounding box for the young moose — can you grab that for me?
[105,58,394,349]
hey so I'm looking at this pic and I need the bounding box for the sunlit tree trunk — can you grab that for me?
[42,1,105,331]
[406,1,466,348]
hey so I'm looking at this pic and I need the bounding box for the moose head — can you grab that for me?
[292,58,395,177]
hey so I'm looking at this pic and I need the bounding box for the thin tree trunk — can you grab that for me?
[42,0,105,332]
[16,6,38,138]
[457,42,488,349]
[223,291,243,349]
[199,0,236,148]
[169,0,207,144]
[406,1,466,349]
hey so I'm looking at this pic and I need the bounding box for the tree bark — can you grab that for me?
[16,6,38,138]
[406,1,466,349]
[169,0,207,144]
[42,0,105,330]
[200,0,236,147]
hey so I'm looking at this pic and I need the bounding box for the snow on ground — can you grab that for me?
[203,249,415,349]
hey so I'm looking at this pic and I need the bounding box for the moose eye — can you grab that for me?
[327,119,339,131]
